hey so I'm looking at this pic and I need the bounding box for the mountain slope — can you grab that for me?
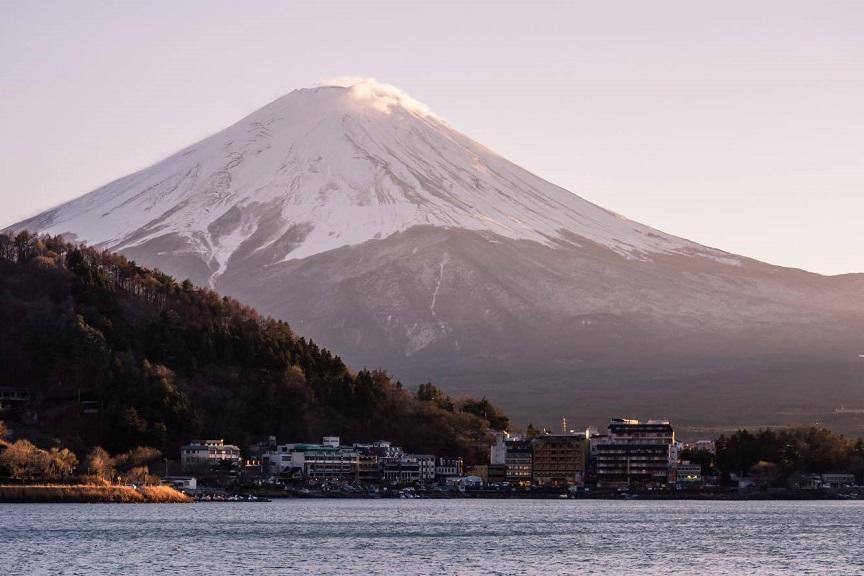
[14,80,734,286]
[9,79,864,434]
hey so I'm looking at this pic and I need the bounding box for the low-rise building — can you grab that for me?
[682,439,716,454]
[435,457,463,481]
[293,442,359,482]
[162,476,197,491]
[790,473,822,490]
[261,443,298,475]
[261,437,359,482]
[446,475,484,489]
[675,461,703,488]
[383,457,421,484]
[821,473,856,488]
[180,439,242,470]
[260,437,456,485]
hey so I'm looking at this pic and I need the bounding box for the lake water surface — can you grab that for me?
[3,499,862,575]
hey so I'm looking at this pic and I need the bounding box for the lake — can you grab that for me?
[3,499,862,575]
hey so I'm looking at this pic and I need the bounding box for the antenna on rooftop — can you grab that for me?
[562,417,567,434]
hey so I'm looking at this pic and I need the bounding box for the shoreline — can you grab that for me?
[2,485,860,504]
[240,486,864,502]
[0,484,192,503]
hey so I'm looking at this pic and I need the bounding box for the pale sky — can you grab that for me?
[1,0,862,274]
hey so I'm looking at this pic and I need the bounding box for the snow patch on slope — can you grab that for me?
[430,253,449,317]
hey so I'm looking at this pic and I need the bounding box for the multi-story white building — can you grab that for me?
[180,439,242,470]
[294,444,359,481]
[261,437,360,481]
[261,443,298,474]
[260,437,456,485]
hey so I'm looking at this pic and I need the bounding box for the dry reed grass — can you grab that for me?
[0,483,192,503]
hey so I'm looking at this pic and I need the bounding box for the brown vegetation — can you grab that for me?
[0,439,78,482]
[0,437,162,485]
[82,445,163,484]
[0,484,190,503]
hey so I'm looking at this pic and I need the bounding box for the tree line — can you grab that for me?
[0,231,509,466]
[681,427,864,486]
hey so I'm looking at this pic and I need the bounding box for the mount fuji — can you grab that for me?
[11,79,864,432]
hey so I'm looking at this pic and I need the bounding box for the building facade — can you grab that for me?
[259,437,467,486]
[490,432,533,486]
[180,439,242,470]
[261,437,360,482]
[435,457,464,482]
[504,439,533,485]
[594,419,675,489]
[531,434,588,487]
[409,454,436,482]
[382,457,422,484]
[675,461,703,488]
[293,443,360,482]
[820,473,856,488]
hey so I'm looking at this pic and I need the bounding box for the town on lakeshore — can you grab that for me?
[2,236,863,505]
[162,417,861,501]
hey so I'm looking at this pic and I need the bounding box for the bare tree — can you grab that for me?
[0,439,41,480]
[84,446,114,482]
[47,447,79,481]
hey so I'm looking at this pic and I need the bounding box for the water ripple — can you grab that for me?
[2,500,862,575]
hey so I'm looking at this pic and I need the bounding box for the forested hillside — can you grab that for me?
[0,232,507,463]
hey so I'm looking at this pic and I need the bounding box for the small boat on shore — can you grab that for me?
[192,494,271,503]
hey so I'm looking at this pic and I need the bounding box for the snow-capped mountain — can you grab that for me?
[11,79,864,431]
[16,79,735,284]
